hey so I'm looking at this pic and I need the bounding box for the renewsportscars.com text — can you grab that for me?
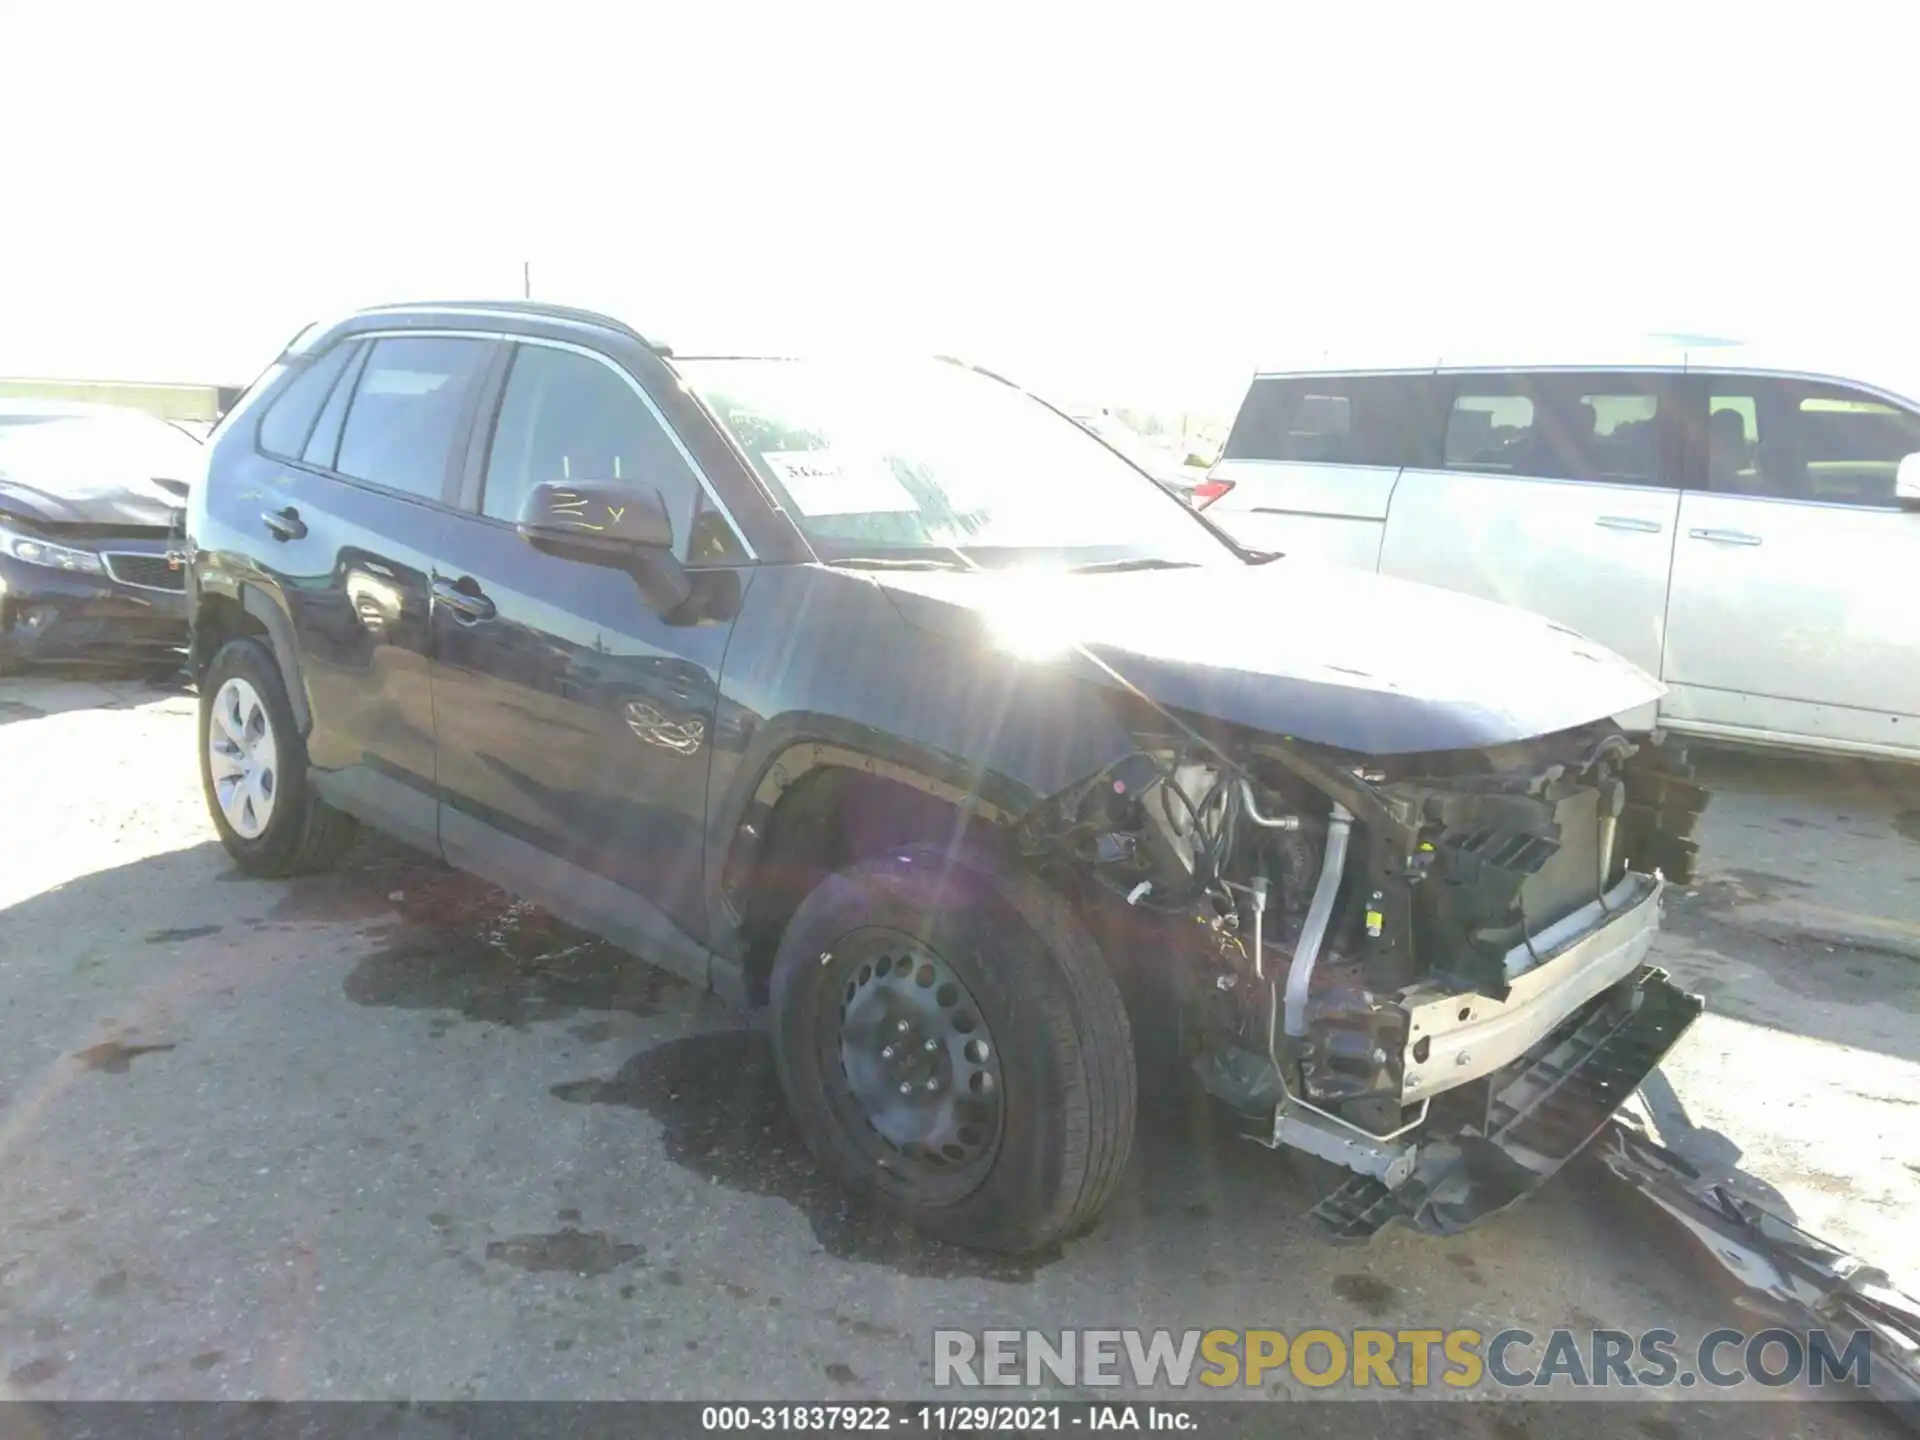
[932,1327,1874,1391]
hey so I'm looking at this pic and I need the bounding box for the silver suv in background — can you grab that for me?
[1196,343,1920,761]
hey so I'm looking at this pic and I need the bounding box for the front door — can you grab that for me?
[1378,370,1683,712]
[1661,374,1920,756]
[428,338,755,952]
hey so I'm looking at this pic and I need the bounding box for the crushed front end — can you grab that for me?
[1019,719,1710,1238]
[0,520,188,671]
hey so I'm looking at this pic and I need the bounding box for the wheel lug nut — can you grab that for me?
[896,1020,910,1033]
[924,1078,939,1091]
[898,1082,912,1095]
[923,1039,938,1052]
[881,1045,896,1059]
[978,1074,994,1091]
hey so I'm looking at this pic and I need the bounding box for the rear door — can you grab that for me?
[1661,373,1920,755]
[1377,370,1682,692]
[1199,373,1438,569]
[241,330,498,849]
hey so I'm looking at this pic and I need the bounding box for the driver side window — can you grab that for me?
[481,343,746,562]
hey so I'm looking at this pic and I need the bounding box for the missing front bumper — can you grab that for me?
[0,557,187,667]
[1310,964,1703,1240]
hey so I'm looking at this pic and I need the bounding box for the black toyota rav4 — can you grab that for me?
[186,301,1707,1253]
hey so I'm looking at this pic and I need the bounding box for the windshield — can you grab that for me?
[678,358,1233,567]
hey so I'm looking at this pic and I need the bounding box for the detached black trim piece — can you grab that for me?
[1598,1117,1920,1419]
[1310,967,1702,1240]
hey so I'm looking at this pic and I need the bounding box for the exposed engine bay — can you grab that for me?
[1018,719,1711,1237]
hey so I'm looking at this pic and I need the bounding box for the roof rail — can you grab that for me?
[354,299,662,350]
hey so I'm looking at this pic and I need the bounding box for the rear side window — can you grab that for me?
[1696,376,1920,506]
[256,342,357,461]
[1221,376,1438,468]
[1445,391,1534,469]
[335,337,493,501]
[1442,373,1672,485]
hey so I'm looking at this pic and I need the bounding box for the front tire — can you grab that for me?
[199,637,356,876]
[768,844,1136,1253]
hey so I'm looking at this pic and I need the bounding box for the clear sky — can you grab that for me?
[2,1,1913,416]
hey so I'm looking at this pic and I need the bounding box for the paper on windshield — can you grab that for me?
[762,450,919,517]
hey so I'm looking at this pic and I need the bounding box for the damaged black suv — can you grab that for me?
[186,301,1707,1253]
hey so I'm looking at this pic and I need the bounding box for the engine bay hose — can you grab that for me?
[1283,801,1353,1037]
[1239,777,1301,830]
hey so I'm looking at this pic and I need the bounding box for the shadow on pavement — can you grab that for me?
[1662,745,1920,1064]
[1689,745,1920,808]
[1633,1068,1797,1215]
[0,666,193,727]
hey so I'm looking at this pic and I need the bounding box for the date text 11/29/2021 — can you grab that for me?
[701,1405,1196,1432]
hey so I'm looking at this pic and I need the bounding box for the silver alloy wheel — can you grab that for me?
[207,676,279,840]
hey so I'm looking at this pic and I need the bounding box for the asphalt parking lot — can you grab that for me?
[0,671,1914,1429]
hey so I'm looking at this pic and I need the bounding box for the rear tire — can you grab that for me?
[199,637,356,876]
[769,844,1136,1253]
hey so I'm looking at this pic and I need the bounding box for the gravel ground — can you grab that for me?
[0,672,1913,1433]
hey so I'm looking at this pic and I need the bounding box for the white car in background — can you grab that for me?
[1194,341,1920,761]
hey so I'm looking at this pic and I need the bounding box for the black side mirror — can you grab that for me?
[516,480,692,614]
[516,480,674,554]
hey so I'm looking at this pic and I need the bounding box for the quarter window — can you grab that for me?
[256,342,357,461]
[334,337,492,501]
[481,344,744,563]
[302,342,367,470]
[1221,376,1439,468]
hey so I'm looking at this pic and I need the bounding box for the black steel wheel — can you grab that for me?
[822,931,1006,1203]
[769,843,1136,1253]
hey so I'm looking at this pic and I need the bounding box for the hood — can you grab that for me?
[0,418,197,530]
[865,560,1665,755]
[0,475,178,530]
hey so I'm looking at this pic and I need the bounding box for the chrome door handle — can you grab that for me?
[432,577,496,622]
[1595,515,1662,534]
[261,506,307,541]
[1688,527,1762,547]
